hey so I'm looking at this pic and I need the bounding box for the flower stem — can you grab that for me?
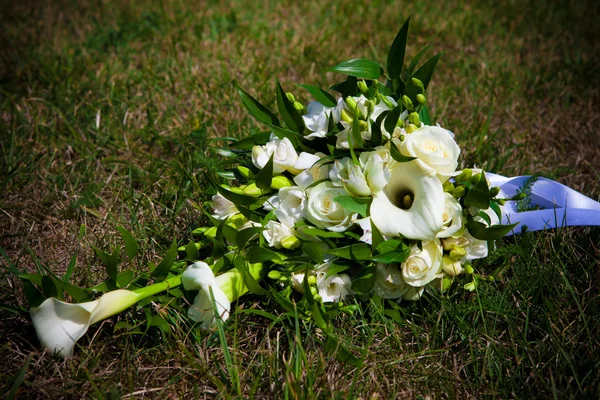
[131,275,183,300]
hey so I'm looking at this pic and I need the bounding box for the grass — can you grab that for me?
[1,0,600,397]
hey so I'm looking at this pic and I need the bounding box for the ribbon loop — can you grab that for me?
[486,173,600,235]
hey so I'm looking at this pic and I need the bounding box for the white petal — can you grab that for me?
[370,161,444,240]
[30,298,97,357]
[182,261,217,289]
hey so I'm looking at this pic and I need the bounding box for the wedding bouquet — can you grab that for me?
[24,17,600,359]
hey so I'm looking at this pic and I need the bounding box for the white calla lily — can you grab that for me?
[370,160,445,240]
[30,274,186,357]
[30,289,140,357]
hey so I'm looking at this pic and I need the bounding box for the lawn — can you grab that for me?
[1,0,599,398]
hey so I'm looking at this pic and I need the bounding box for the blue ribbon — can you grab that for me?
[485,173,600,235]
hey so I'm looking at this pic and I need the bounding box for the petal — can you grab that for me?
[182,261,217,290]
[30,297,98,357]
[188,284,231,329]
[370,161,444,240]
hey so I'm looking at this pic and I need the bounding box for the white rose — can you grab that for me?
[401,241,443,287]
[302,98,344,140]
[436,193,464,238]
[374,263,409,299]
[370,160,445,240]
[304,182,356,232]
[315,263,352,303]
[210,193,239,220]
[262,220,296,249]
[399,125,460,182]
[252,137,301,174]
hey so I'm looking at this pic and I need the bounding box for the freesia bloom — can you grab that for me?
[399,125,460,182]
[370,160,445,240]
[436,193,463,238]
[210,193,239,220]
[401,241,443,287]
[302,98,344,140]
[304,181,356,232]
[329,158,371,197]
[30,289,141,357]
[252,137,304,175]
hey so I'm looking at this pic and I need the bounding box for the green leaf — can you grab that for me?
[150,238,178,282]
[464,172,490,209]
[236,86,279,126]
[387,16,411,80]
[404,52,444,101]
[406,44,433,77]
[215,184,259,206]
[185,240,199,261]
[369,250,410,264]
[324,335,362,366]
[370,114,383,147]
[466,220,519,240]
[296,227,345,238]
[94,246,120,282]
[234,257,267,295]
[419,105,432,126]
[116,270,135,288]
[298,84,337,107]
[268,124,303,147]
[333,196,371,217]
[276,79,304,133]
[330,75,358,97]
[248,247,285,263]
[22,279,44,307]
[323,262,351,279]
[228,131,272,149]
[376,239,404,254]
[255,153,274,191]
[221,223,238,244]
[389,142,417,163]
[270,289,296,313]
[303,242,324,264]
[326,243,372,261]
[63,224,85,282]
[329,58,382,79]
[311,302,329,330]
[351,264,376,294]
[41,275,58,299]
[117,225,138,260]
[384,104,403,136]
[370,219,384,252]
[236,226,264,249]
[56,279,92,302]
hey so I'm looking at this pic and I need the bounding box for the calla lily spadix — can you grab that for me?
[30,275,183,357]
[370,160,445,240]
